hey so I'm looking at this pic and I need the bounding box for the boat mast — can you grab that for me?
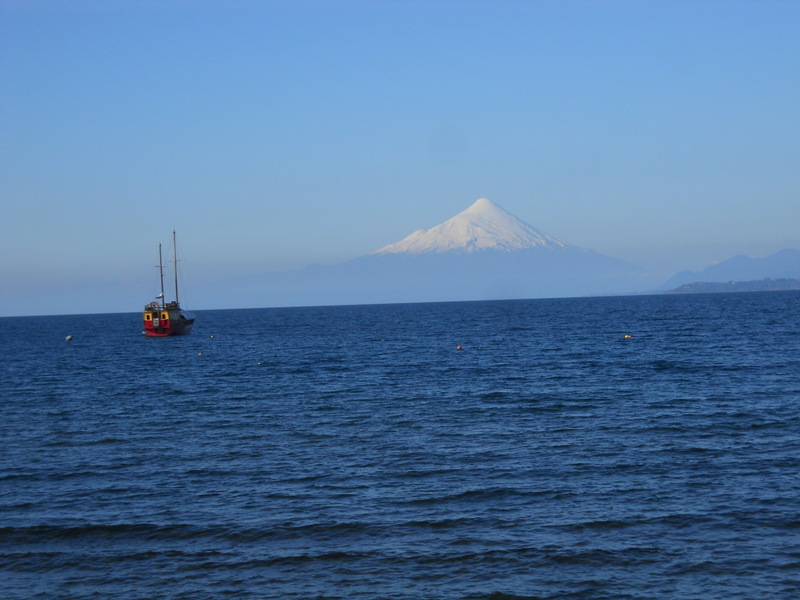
[172,230,179,306]
[158,243,165,308]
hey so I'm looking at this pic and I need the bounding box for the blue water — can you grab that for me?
[2,292,800,599]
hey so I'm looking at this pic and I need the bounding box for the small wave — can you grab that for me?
[479,391,509,400]
[547,546,660,567]
[460,593,548,600]
[555,519,634,532]
[485,593,546,600]
[670,559,741,575]
[398,516,503,531]
[399,487,528,505]
[0,520,384,545]
[642,513,716,528]
[0,523,204,543]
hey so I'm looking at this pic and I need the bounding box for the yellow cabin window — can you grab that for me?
[145,313,152,321]
[161,313,169,320]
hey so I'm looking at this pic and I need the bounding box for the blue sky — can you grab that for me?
[2,0,799,316]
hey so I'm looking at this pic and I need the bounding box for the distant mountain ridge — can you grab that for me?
[661,249,800,290]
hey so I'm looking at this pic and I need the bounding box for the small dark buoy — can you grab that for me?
[65,335,73,342]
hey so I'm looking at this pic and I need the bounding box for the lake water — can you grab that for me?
[2,292,800,599]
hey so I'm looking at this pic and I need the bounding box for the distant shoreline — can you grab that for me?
[665,278,800,294]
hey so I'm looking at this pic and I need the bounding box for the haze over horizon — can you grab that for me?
[2,1,799,317]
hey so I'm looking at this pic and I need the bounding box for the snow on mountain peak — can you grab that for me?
[372,198,572,255]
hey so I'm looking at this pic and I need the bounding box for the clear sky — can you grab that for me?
[2,0,799,316]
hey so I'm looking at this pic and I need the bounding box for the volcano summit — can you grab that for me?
[373,198,572,254]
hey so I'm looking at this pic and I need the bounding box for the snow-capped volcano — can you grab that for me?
[372,197,572,254]
[223,196,652,309]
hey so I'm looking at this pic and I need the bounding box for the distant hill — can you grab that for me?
[225,198,651,308]
[666,278,800,294]
[661,249,800,290]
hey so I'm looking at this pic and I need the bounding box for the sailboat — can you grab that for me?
[143,231,195,336]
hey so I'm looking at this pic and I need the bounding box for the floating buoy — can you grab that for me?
[624,334,632,339]
[65,335,73,342]
[456,345,463,351]
[198,352,202,356]
[210,335,214,338]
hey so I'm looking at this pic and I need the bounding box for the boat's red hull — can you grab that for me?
[143,304,194,337]
[144,325,193,337]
